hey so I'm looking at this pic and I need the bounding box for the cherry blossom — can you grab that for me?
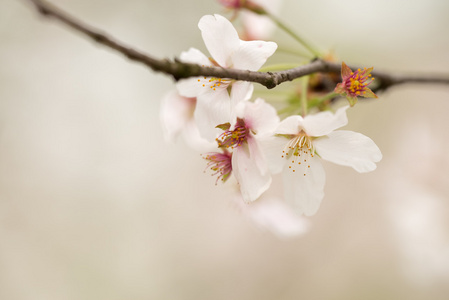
[176,14,277,140]
[217,0,283,40]
[241,0,283,40]
[160,91,213,151]
[205,98,279,202]
[334,62,378,106]
[264,106,382,216]
[202,150,233,184]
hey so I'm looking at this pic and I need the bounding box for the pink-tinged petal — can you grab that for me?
[303,105,349,137]
[194,89,232,141]
[240,0,282,39]
[258,135,289,174]
[314,130,382,173]
[232,40,278,71]
[341,61,352,79]
[232,145,272,202]
[282,155,326,216]
[241,12,275,40]
[238,98,279,135]
[275,115,304,135]
[198,14,240,68]
[179,47,212,66]
[241,196,310,238]
[334,82,346,94]
[160,91,193,143]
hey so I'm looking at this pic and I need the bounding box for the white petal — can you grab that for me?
[303,105,349,137]
[232,40,278,71]
[176,77,204,98]
[194,89,231,141]
[179,47,212,66]
[259,135,289,174]
[198,14,240,68]
[181,122,216,152]
[239,98,280,135]
[282,154,326,216]
[275,115,304,135]
[232,145,272,202]
[160,91,193,142]
[243,197,309,238]
[314,130,382,173]
[230,81,253,104]
[177,76,229,101]
[247,135,268,175]
[229,81,253,127]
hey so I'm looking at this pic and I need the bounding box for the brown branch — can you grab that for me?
[25,0,449,91]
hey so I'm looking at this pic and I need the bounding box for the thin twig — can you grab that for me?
[25,0,449,91]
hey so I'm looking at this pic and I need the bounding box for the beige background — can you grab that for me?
[1,0,449,299]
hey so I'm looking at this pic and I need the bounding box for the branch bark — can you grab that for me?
[26,0,449,91]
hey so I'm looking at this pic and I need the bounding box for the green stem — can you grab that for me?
[301,76,309,116]
[265,12,321,58]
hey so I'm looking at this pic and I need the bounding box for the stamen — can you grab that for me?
[216,121,248,149]
[202,151,232,185]
[281,132,315,174]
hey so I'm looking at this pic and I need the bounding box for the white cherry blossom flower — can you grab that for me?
[264,106,382,216]
[217,0,283,40]
[205,98,279,202]
[176,14,277,140]
[241,0,283,40]
[160,91,213,151]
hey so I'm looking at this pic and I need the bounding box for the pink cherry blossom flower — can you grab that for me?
[205,98,279,201]
[334,62,378,106]
[176,14,277,140]
[264,106,382,216]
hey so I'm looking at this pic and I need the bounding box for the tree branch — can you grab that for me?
[26,0,449,91]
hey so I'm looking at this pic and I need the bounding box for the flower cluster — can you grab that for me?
[160,12,382,237]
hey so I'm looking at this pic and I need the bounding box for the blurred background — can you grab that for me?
[1,0,449,299]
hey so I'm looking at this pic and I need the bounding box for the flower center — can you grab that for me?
[216,121,249,149]
[281,132,314,175]
[197,76,231,91]
[346,68,374,96]
[202,151,233,185]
